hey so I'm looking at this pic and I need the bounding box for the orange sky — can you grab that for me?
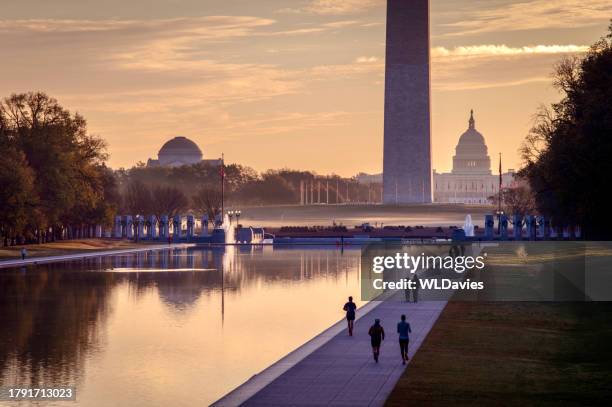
[0,0,610,175]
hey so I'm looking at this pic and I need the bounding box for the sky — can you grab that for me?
[0,0,610,175]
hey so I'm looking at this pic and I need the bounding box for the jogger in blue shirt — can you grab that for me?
[397,314,412,364]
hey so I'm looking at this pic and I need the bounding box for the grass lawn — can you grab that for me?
[0,239,153,261]
[386,301,612,406]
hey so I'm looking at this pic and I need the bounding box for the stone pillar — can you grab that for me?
[186,215,195,238]
[484,215,494,240]
[499,214,509,240]
[537,216,545,239]
[382,0,432,203]
[525,215,536,240]
[125,216,134,239]
[215,212,222,228]
[159,215,168,238]
[550,225,558,239]
[201,214,209,237]
[114,216,122,238]
[136,216,145,239]
[512,214,523,240]
[148,215,158,239]
[562,226,570,239]
[173,215,183,239]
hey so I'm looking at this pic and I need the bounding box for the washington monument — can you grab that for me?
[382,0,432,204]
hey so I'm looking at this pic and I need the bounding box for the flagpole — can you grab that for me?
[498,152,502,214]
[497,152,502,234]
[221,153,225,223]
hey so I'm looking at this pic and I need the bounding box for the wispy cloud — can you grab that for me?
[0,16,276,36]
[355,56,379,63]
[432,44,590,57]
[444,0,612,36]
[278,0,383,15]
[307,43,589,91]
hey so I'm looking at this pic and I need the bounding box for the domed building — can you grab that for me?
[147,136,221,167]
[433,111,515,204]
[452,111,491,175]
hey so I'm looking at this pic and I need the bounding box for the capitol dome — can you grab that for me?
[451,110,491,175]
[155,136,203,167]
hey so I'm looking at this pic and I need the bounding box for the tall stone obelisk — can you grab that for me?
[382,0,432,204]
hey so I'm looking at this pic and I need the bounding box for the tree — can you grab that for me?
[123,180,153,215]
[0,146,37,244]
[519,23,612,239]
[0,92,114,243]
[150,186,188,218]
[237,174,296,204]
[192,187,222,219]
[488,181,536,216]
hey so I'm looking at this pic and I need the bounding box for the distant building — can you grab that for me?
[147,136,221,167]
[433,111,515,204]
[355,110,515,205]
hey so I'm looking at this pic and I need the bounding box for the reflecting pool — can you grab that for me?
[0,246,365,406]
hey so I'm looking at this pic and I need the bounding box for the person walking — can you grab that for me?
[410,273,420,303]
[343,296,357,336]
[397,314,412,364]
[368,319,385,362]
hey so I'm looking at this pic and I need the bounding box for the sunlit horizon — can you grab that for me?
[1,0,610,175]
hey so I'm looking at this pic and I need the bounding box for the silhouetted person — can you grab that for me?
[410,273,420,303]
[397,314,412,364]
[368,319,385,362]
[20,248,27,260]
[343,296,357,336]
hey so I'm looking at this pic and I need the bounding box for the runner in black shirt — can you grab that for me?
[343,296,357,336]
[368,319,385,362]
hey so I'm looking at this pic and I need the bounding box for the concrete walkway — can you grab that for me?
[215,294,447,406]
[0,243,196,269]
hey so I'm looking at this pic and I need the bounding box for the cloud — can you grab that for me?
[432,44,590,57]
[0,16,276,37]
[355,56,379,63]
[443,0,612,36]
[323,20,361,28]
[278,0,383,15]
[306,43,589,91]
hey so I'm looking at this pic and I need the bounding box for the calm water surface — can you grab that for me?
[0,246,364,406]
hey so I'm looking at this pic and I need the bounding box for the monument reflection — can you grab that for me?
[0,246,363,406]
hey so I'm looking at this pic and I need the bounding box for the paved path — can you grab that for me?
[215,294,447,406]
[0,243,196,269]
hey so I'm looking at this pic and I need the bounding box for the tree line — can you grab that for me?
[519,23,612,239]
[0,93,379,245]
[0,92,117,245]
[117,165,382,220]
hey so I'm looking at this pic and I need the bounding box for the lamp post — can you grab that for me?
[228,210,234,225]
[235,210,241,225]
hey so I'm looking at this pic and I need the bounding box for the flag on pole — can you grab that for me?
[498,153,502,189]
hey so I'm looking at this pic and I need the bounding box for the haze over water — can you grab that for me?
[0,247,364,406]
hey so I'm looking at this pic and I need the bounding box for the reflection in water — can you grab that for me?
[0,246,363,406]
